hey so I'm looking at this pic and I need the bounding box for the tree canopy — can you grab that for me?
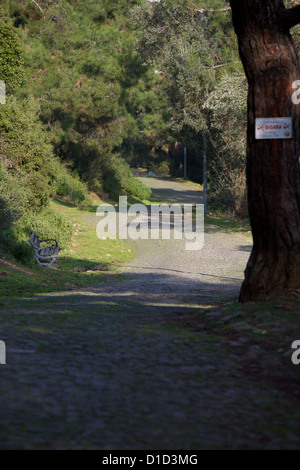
[1,0,300,266]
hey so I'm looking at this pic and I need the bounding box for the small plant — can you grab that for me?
[102,157,152,201]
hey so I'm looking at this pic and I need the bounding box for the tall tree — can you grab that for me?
[230,0,300,301]
[133,0,237,179]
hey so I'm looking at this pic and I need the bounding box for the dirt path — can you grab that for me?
[138,176,203,204]
[1,178,300,449]
[105,177,252,309]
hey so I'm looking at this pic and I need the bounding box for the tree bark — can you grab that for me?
[230,0,300,302]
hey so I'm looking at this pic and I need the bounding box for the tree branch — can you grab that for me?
[196,8,231,13]
[30,0,46,17]
[177,0,231,14]
[199,63,230,69]
[278,4,300,31]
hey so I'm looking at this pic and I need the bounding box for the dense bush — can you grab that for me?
[0,97,60,208]
[0,160,73,265]
[6,0,153,203]
[0,98,79,264]
[148,159,171,178]
[19,206,73,249]
[101,156,152,201]
[1,206,73,264]
[56,169,89,204]
[0,12,24,91]
[126,174,152,200]
[0,163,28,230]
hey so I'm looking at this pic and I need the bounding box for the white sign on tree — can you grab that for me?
[255,117,292,139]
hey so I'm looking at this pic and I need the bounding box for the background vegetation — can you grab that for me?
[0,0,299,264]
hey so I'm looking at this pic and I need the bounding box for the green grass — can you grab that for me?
[173,177,203,191]
[205,213,251,234]
[51,197,134,268]
[173,292,300,353]
[0,189,252,302]
[0,263,111,301]
[127,194,163,206]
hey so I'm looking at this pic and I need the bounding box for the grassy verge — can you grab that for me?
[205,213,251,235]
[164,292,300,393]
[172,177,203,191]
[0,197,134,302]
[126,194,163,206]
[172,293,300,347]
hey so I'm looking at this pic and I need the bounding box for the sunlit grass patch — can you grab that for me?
[0,198,135,302]
[205,213,251,235]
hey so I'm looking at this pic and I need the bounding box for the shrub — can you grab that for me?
[0,159,73,264]
[101,156,151,200]
[204,73,248,217]
[20,206,73,250]
[149,160,171,178]
[126,175,152,200]
[56,170,89,204]
[0,12,24,91]
[1,205,73,265]
[0,163,28,231]
[0,96,60,211]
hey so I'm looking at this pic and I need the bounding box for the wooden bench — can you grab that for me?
[28,231,60,267]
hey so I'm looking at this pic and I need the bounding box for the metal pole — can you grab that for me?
[203,135,208,213]
[203,14,208,213]
[184,146,187,179]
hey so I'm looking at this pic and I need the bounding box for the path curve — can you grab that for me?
[109,176,252,308]
[138,176,204,204]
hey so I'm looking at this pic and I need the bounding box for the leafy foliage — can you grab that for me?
[0,0,153,263]
[133,0,247,213]
[0,162,28,230]
[0,95,74,262]
[204,73,248,216]
[4,0,298,247]
[7,0,152,202]
[0,10,24,91]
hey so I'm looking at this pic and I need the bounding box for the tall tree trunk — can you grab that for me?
[230,0,300,302]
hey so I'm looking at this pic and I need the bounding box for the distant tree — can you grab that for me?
[133,0,238,182]
[204,72,248,216]
[230,0,300,301]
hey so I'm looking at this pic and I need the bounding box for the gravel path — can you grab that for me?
[1,178,300,449]
[114,177,250,306]
[137,176,204,204]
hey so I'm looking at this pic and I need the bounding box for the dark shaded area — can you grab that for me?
[145,187,203,205]
[1,270,300,449]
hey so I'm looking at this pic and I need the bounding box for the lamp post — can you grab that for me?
[203,12,209,213]
[203,135,208,213]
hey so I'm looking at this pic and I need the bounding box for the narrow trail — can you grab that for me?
[1,178,300,450]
